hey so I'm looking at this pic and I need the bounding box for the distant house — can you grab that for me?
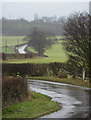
[41,16,57,22]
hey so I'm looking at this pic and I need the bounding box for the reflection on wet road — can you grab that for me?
[28,79,91,118]
[17,44,27,54]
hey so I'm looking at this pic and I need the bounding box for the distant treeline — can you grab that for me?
[0,17,65,36]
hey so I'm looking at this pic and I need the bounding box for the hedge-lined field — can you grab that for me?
[1,36,68,63]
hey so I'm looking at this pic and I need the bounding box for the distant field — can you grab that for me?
[3,42,68,63]
[1,36,68,63]
[0,36,25,53]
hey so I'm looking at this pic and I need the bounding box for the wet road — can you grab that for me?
[28,79,91,118]
[17,44,27,54]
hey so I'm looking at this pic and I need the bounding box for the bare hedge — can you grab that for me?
[2,63,68,78]
[2,76,28,107]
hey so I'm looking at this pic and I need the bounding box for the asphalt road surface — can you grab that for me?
[28,79,91,119]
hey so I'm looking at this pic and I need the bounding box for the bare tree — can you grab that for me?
[63,12,90,81]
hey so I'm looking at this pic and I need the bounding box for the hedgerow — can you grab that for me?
[2,76,28,107]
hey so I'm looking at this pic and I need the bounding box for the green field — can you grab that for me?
[0,36,25,53]
[1,36,68,63]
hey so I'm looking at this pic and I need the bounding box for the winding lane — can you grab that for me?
[16,43,91,118]
[16,44,27,54]
[28,79,91,118]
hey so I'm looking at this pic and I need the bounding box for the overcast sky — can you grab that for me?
[1,2,89,21]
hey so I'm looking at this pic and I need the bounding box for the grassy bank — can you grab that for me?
[3,91,61,118]
[28,76,91,88]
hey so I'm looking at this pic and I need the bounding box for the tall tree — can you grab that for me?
[25,28,54,56]
[62,12,90,81]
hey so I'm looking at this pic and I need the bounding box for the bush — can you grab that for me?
[2,76,28,107]
[58,71,68,78]
[2,53,6,60]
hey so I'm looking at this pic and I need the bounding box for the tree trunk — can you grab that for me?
[82,68,85,81]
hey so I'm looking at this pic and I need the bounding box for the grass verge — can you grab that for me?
[28,76,91,88]
[2,91,61,118]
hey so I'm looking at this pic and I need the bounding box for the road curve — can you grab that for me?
[16,44,27,54]
[28,79,91,118]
